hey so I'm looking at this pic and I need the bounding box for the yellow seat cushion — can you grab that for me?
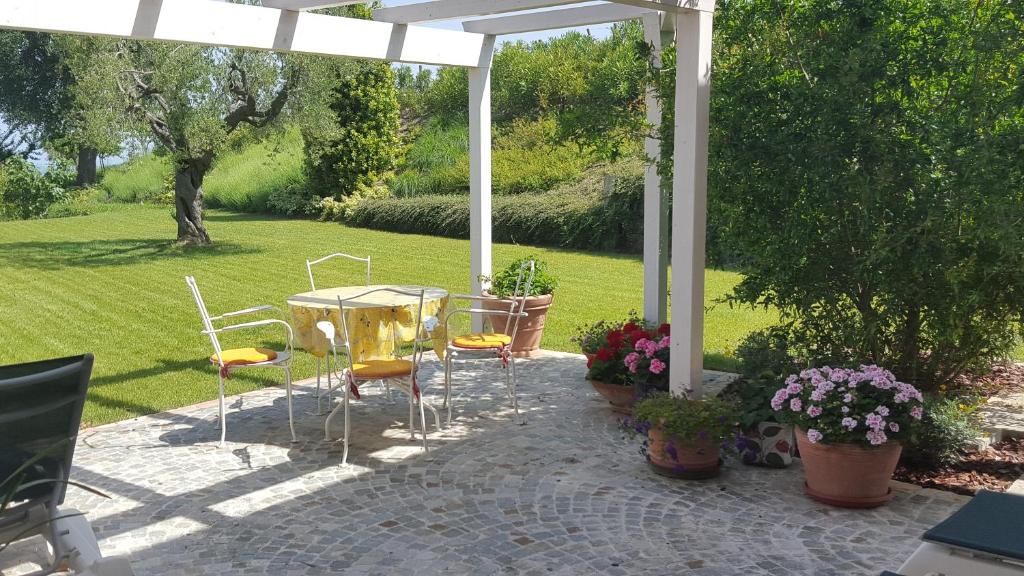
[212,347,278,366]
[351,359,413,379]
[451,333,512,350]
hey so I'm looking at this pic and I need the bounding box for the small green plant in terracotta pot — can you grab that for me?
[628,393,739,479]
[481,256,558,357]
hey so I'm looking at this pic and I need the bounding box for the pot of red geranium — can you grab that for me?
[771,365,925,508]
[585,320,670,413]
[628,393,738,479]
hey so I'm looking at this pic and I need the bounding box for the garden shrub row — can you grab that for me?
[347,171,645,253]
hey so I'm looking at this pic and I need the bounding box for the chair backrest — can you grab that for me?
[497,260,536,342]
[306,253,371,291]
[0,354,93,506]
[336,287,426,369]
[184,276,225,364]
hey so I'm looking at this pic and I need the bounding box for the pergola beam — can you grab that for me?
[612,0,716,13]
[374,0,584,25]
[260,0,366,11]
[462,4,654,36]
[0,0,488,67]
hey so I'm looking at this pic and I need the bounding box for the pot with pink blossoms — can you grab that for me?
[771,365,924,508]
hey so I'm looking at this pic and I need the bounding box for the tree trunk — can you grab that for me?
[75,147,98,187]
[175,157,212,245]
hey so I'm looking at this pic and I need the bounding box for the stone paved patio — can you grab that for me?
[2,351,968,575]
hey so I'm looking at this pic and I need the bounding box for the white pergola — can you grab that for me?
[0,0,714,397]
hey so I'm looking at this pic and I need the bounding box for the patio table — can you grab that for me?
[287,285,449,362]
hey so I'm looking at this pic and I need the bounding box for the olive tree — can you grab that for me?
[66,39,294,244]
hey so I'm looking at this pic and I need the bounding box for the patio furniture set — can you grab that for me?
[184,254,537,463]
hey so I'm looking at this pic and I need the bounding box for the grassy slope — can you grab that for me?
[0,204,776,427]
[99,129,305,210]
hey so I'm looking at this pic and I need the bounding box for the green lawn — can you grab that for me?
[0,204,777,426]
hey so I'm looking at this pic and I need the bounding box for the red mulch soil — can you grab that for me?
[894,437,1024,496]
[953,362,1024,398]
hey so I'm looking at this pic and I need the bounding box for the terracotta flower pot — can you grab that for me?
[647,426,721,479]
[589,379,635,414]
[795,427,902,508]
[482,292,553,358]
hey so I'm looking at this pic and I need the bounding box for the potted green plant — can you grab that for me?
[585,320,670,413]
[628,393,738,479]
[771,365,925,508]
[481,256,558,357]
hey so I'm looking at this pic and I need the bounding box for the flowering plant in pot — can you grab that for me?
[571,312,642,366]
[481,256,558,357]
[771,365,924,508]
[628,393,739,479]
[585,320,670,413]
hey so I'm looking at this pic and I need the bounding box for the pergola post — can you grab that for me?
[669,7,713,398]
[469,35,496,331]
[641,13,671,325]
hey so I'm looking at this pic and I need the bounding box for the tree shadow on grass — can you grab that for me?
[0,238,258,270]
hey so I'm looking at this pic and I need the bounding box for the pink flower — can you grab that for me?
[843,393,854,403]
[649,358,666,375]
[810,390,824,402]
[841,406,849,413]
[623,352,639,366]
[910,406,924,420]
[888,422,900,433]
[807,405,823,418]
[806,429,823,444]
[865,413,884,430]
[786,382,802,394]
[876,405,890,417]
[771,390,787,411]
[658,336,670,350]
[789,398,803,412]
[866,429,888,445]
[841,417,857,430]
[634,338,650,352]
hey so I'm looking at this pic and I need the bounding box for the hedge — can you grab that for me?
[348,173,644,253]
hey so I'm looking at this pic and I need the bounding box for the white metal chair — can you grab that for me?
[442,260,535,426]
[185,276,296,447]
[305,253,372,414]
[319,287,440,465]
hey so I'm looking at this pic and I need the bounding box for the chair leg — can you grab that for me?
[285,367,297,443]
[418,393,429,453]
[218,373,227,446]
[408,382,416,440]
[315,357,322,413]
[444,354,453,426]
[342,379,351,465]
[510,357,525,425]
[325,374,344,441]
[326,353,333,409]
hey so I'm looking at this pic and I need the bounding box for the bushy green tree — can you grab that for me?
[65,38,295,244]
[712,0,1024,387]
[302,60,400,197]
[0,156,72,219]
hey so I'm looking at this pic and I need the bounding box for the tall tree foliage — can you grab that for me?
[711,0,1024,386]
[66,39,294,244]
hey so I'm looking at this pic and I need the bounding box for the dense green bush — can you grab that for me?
[302,61,400,198]
[735,326,799,382]
[350,164,645,252]
[0,157,72,219]
[713,0,1024,388]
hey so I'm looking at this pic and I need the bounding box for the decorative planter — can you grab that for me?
[589,380,635,414]
[740,422,795,468]
[482,292,553,358]
[795,427,902,508]
[647,426,721,479]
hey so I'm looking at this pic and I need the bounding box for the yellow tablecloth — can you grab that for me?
[287,285,449,361]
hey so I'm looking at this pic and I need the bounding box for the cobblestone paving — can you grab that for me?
[3,351,967,575]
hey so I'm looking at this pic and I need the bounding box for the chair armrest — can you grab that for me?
[448,293,520,306]
[203,319,294,355]
[210,305,281,321]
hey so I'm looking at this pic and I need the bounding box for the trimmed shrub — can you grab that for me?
[350,164,644,252]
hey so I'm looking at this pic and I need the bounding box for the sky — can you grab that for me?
[22,1,616,170]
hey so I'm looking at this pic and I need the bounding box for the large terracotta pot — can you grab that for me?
[795,427,902,508]
[482,292,553,358]
[647,426,721,479]
[589,380,635,414]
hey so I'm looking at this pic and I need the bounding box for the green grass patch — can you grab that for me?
[0,204,777,427]
[204,129,306,212]
[100,154,171,203]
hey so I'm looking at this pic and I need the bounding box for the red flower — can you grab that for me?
[586,355,594,368]
[657,323,671,336]
[595,347,615,362]
[775,439,791,454]
[622,322,640,333]
[606,330,625,349]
